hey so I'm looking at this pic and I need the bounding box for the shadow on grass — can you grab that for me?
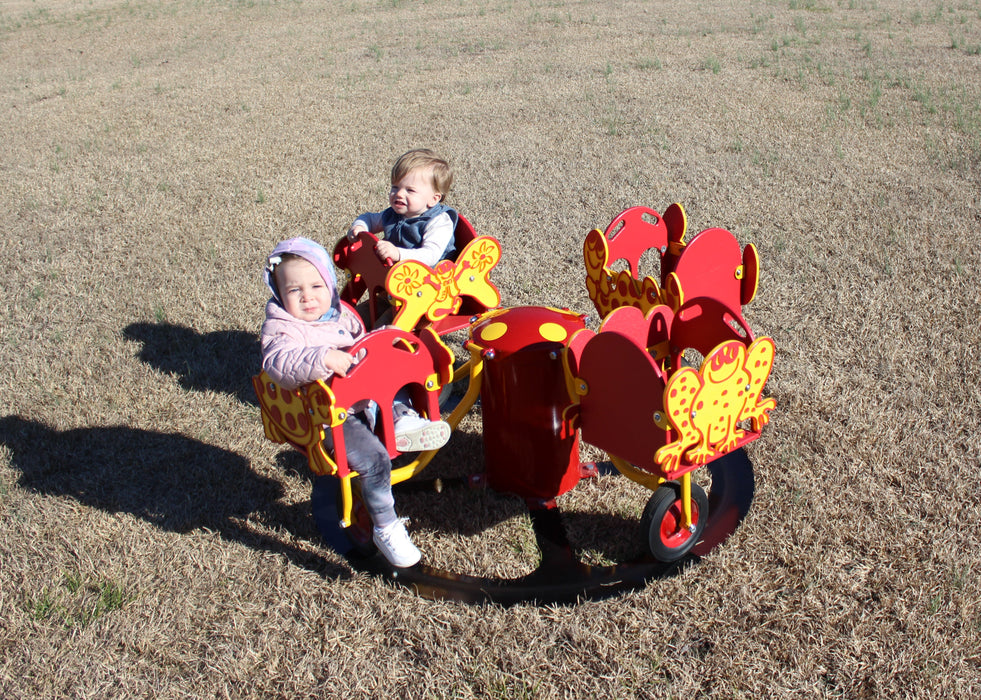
[123,322,260,406]
[0,415,351,580]
[274,424,530,536]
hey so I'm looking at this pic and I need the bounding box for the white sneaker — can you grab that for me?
[394,410,451,452]
[372,519,422,568]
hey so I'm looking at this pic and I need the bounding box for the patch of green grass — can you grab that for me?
[531,11,570,27]
[881,247,892,277]
[854,32,873,58]
[30,588,58,620]
[751,11,773,34]
[602,105,625,136]
[816,61,835,86]
[579,547,618,566]
[486,673,543,700]
[912,82,938,115]
[28,574,133,629]
[859,78,884,122]
[509,514,537,558]
[635,56,661,70]
[951,31,981,55]
[63,570,83,593]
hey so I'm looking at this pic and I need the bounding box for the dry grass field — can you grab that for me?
[2,0,980,697]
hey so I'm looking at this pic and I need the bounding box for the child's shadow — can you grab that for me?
[0,415,350,579]
[123,322,260,405]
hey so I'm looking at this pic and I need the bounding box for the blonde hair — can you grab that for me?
[391,148,453,199]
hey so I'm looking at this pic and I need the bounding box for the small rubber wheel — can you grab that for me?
[641,482,708,562]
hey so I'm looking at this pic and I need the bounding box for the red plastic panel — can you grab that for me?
[603,206,668,279]
[576,329,670,471]
[670,227,746,316]
[332,230,391,323]
[471,307,586,500]
[325,327,452,458]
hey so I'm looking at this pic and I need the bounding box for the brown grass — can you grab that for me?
[2,0,981,697]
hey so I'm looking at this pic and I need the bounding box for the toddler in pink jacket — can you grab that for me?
[261,237,449,567]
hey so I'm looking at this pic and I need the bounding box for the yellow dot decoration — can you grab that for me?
[539,322,568,342]
[480,322,508,342]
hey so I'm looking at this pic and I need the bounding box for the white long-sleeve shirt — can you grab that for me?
[352,210,455,268]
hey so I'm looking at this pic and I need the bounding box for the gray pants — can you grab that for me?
[323,413,397,530]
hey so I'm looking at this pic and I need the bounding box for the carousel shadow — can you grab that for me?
[123,322,260,406]
[312,451,755,606]
[0,415,350,580]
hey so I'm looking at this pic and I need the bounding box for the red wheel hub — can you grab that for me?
[660,498,700,548]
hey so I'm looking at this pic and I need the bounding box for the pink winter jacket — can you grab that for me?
[260,299,366,390]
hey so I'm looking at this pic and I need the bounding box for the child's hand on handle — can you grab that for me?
[346,225,367,242]
[374,240,399,265]
[323,349,358,377]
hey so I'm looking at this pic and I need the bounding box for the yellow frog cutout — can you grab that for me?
[655,337,776,473]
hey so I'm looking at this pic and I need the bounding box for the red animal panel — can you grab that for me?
[575,319,672,473]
